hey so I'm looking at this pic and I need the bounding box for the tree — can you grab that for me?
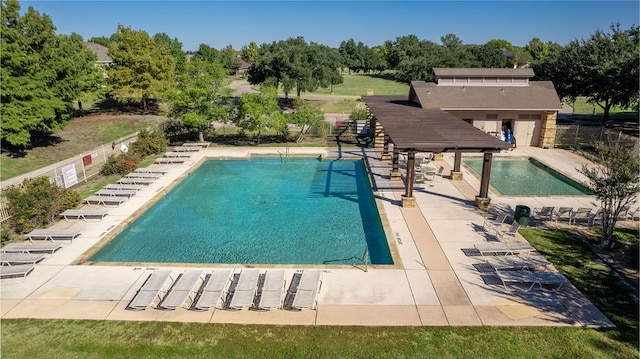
[1,0,103,147]
[153,32,186,73]
[169,58,232,142]
[537,23,640,123]
[289,100,326,142]
[240,41,259,63]
[107,25,175,112]
[579,143,640,248]
[234,87,285,140]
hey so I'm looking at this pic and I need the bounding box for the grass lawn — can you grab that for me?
[1,228,638,359]
[0,114,165,181]
[309,72,409,97]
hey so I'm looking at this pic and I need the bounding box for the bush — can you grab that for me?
[128,129,168,157]
[100,152,141,176]
[4,176,81,234]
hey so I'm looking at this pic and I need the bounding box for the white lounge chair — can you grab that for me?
[228,269,260,310]
[95,189,137,198]
[182,142,210,148]
[125,172,163,179]
[162,152,192,158]
[497,270,568,291]
[482,213,508,234]
[474,242,535,257]
[172,146,201,152]
[155,157,186,164]
[117,177,156,185]
[590,209,603,226]
[555,207,573,223]
[497,222,521,242]
[85,195,128,207]
[291,270,322,310]
[483,256,550,271]
[60,209,109,221]
[570,207,592,225]
[134,167,169,174]
[157,270,202,310]
[191,270,231,311]
[25,229,81,242]
[257,269,285,310]
[1,242,62,254]
[126,270,172,310]
[103,184,143,191]
[533,207,555,221]
[1,252,47,265]
[0,264,35,279]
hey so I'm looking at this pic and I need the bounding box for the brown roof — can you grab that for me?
[363,96,513,153]
[432,67,535,77]
[410,81,563,111]
[83,42,113,63]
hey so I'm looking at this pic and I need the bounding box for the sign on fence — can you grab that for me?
[82,154,92,166]
[61,163,78,188]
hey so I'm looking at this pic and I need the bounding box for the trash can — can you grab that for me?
[514,205,530,227]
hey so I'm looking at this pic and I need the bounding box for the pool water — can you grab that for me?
[89,157,393,265]
[463,157,593,196]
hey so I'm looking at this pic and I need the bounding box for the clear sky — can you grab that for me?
[21,1,640,52]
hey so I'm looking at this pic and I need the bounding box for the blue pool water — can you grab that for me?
[89,157,393,265]
[463,157,593,196]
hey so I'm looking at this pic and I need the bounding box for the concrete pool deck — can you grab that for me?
[0,146,614,327]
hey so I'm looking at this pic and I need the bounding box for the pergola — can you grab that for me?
[363,96,514,206]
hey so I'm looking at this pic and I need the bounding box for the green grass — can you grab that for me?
[309,72,409,97]
[1,228,638,359]
[0,115,165,181]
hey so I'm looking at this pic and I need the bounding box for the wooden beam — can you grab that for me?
[479,152,493,198]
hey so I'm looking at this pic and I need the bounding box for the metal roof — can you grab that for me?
[363,96,514,153]
[432,67,535,77]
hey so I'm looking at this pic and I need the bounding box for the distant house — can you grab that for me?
[83,42,114,77]
[235,59,251,77]
[408,68,562,148]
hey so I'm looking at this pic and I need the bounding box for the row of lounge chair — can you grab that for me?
[126,269,322,312]
[154,142,208,164]
[533,206,639,226]
[0,241,64,280]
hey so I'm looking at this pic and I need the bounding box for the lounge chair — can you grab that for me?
[570,207,592,225]
[162,152,192,158]
[85,195,128,207]
[617,205,632,220]
[590,209,603,226]
[291,270,322,310]
[125,172,163,179]
[117,177,156,185]
[497,270,568,291]
[1,252,47,265]
[172,146,201,152]
[0,264,35,279]
[474,242,535,257]
[483,256,550,271]
[434,165,445,181]
[25,229,81,242]
[126,270,172,310]
[134,167,169,174]
[183,142,210,148]
[533,207,555,221]
[60,209,109,222]
[257,269,286,310]
[154,157,186,164]
[157,270,202,310]
[103,184,143,191]
[555,207,573,223]
[191,270,231,311]
[497,222,521,242]
[482,213,508,234]
[95,189,137,198]
[1,242,63,254]
[227,269,260,310]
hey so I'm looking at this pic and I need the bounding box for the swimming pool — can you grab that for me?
[463,157,593,196]
[89,157,393,265]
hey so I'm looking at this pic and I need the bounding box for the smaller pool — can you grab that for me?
[463,157,593,196]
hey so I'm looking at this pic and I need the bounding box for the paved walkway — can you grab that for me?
[0,146,613,327]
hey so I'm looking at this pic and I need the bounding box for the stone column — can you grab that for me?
[451,150,463,181]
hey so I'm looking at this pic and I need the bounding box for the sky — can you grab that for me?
[20,1,640,52]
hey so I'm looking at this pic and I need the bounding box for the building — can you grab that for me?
[408,68,562,148]
[83,42,114,78]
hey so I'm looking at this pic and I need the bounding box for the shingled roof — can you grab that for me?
[363,96,513,153]
[432,67,535,77]
[83,42,113,63]
[410,80,563,111]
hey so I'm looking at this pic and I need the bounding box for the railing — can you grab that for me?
[363,246,369,272]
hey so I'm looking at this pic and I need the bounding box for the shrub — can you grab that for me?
[128,129,168,157]
[100,152,141,176]
[4,176,82,234]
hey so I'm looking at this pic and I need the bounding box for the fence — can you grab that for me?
[0,133,139,223]
[555,125,639,153]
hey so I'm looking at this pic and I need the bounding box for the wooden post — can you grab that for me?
[390,147,401,180]
[381,133,391,160]
[479,152,492,198]
[405,151,416,198]
[451,150,463,180]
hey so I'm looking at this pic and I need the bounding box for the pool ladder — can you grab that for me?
[363,246,369,272]
[278,143,290,163]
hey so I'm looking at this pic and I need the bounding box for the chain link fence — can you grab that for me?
[555,124,639,152]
